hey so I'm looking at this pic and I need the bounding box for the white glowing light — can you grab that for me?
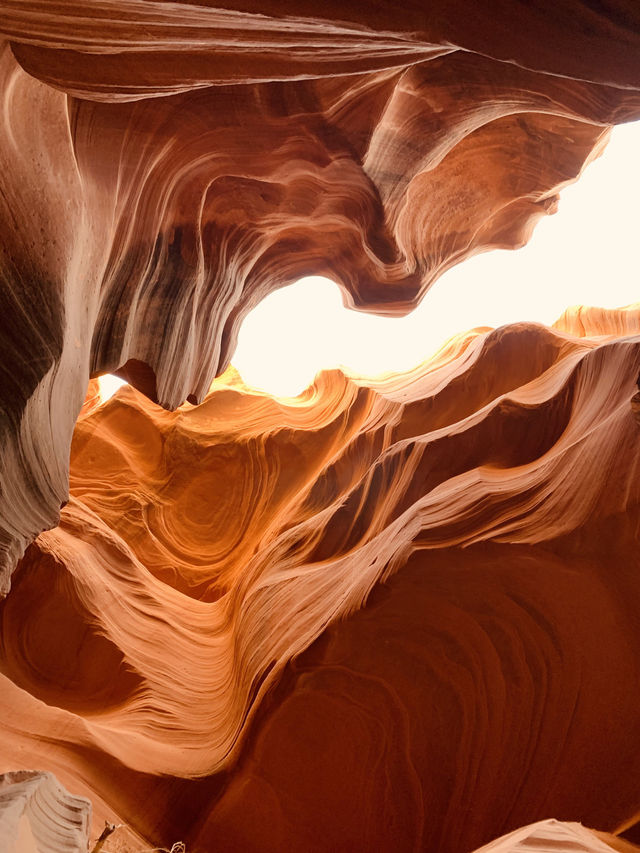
[97,373,126,403]
[96,122,640,403]
[232,121,640,398]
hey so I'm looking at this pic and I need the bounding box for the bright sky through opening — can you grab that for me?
[232,121,640,398]
[99,121,640,403]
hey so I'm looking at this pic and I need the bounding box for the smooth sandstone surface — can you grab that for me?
[2,3,640,851]
[2,2,640,584]
[2,310,640,850]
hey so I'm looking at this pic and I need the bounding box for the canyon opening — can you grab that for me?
[2,5,640,853]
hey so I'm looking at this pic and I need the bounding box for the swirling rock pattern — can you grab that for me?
[2,2,640,584]
[1,312,640,850]
[0,770,90,853]
[3,4,640,850]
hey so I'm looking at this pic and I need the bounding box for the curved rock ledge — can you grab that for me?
[0,770,90,853]
[1,312,640,850]
[2,3,640,584]
[2,4,640,850]
[473,819,640,853]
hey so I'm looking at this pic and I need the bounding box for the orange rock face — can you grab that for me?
[2,3,640,851]
[2,313,640,850]
[2,2,640,584]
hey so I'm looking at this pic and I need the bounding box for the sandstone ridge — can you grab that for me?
[2,309,640,850]
[2,2,640,584]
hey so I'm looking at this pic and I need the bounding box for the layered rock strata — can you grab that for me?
[2,2,640,584]
[0,771,91,853]
[473,820,640,853]
[1,309,640,850]
[3,3,640,850]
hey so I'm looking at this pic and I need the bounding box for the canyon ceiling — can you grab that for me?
[1,2,640,851]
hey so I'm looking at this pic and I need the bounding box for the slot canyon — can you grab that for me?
[2,2,640,851]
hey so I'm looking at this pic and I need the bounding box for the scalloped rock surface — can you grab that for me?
[0,771,91,853]
[2,1,640,586]
[2,4,640,851]
[2,309,640,850]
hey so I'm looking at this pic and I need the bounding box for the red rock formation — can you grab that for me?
[2,4,640,851]
[2,2,640,585]
[2,313,640,850]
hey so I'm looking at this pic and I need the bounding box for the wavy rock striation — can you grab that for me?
[0,770,91,853]
[473,820,640,853]
[1,310,640,850]
[2,3,640,584]
[3,4,640,850]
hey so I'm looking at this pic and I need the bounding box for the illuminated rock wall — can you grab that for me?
[0,771,91,853]
[2,2,640,585]
[2,312,640,850]
[2,3,640,850]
